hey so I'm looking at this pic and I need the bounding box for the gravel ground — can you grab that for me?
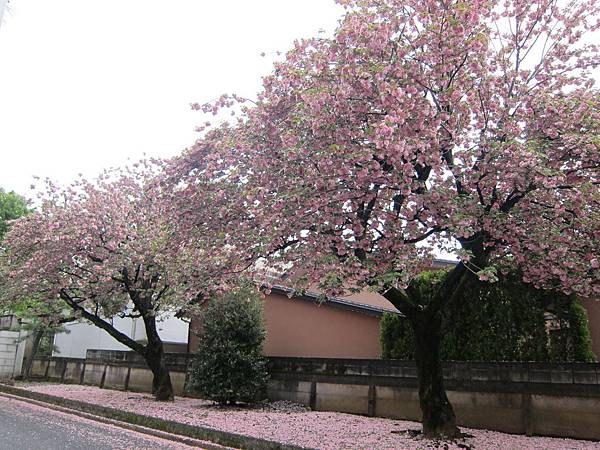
[19,383,600,450]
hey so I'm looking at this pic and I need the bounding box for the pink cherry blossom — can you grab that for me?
[0,163,247,400]
[170,0,600,436]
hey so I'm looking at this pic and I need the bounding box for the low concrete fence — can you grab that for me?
[267,357,600,441]
[28,352,600,440]
[28,351,190,396]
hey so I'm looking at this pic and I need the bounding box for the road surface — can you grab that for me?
[0,394,200,449]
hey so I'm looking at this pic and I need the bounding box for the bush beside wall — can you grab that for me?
[189,285,268,404]
[381,271,597,362]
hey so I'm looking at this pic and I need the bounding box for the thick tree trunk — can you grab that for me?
[144,347,174,401]
[410,312,460,439]
[382,262,472,439]
[141,308,174,402]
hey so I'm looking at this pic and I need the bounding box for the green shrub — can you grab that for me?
[380,271,597,363]
[380,313,415,360]
[189,284,268,404]
[548,297,597,363]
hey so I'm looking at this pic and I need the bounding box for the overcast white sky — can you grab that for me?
[0,0,343,198]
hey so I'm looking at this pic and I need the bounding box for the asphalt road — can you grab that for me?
[0,395,199,450]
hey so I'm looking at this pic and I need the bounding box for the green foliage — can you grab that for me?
[381,271,597,363]
[19,318,68,353]
[0,189,29,242]
[380,313,415,359]
[548,298,597,363]
[189,284,268,404]
[37,331,58,356]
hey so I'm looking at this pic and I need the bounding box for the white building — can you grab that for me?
[53,313,189,359]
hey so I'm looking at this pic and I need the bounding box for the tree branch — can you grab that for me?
[59,289,147,356]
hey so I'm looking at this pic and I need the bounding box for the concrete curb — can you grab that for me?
[0,384,310,450]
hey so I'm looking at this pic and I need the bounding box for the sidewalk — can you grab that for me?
[4,382,600,450]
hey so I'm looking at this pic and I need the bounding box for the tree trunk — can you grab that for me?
[23,329,44,381]
[380,240,487,439]
[382,274,466,440]
[411,311,460,439]
[144,348,174,401]
[59,288,174,400]
[141,308,174,402]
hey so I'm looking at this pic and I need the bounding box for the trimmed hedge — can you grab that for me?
[380,271,597,362]
[189,285,268,404]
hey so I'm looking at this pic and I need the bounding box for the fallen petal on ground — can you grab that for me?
[19,383,600,450]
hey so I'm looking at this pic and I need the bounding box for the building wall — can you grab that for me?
[0,0,7,27]
[54,314,189,359]
[189,293,383,359]
[56,292,597,362]
[262,293,382,358]
[54,319,131,359]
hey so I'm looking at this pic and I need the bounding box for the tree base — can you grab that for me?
[421,425,462,440]
[154,391,174,401]
[151,374,175,401]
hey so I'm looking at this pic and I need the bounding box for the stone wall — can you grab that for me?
[0,316,26,379]
[29,350,190,395]
[28,351,600,441]
[267,357,600,441]
[0,331,21,378]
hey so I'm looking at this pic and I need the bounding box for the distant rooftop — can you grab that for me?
[267,258,459,317]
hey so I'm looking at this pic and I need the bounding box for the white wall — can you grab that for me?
[0,329,26,378]
[131,313,189,344]
[53,313,189,359]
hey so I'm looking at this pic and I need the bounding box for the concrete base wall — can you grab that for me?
[267,379,312,405]
[128,367,154,392]
[316,382,369,415]
[530,394,600,438]
[449,390,524,434]
[30,355,188,396]
[0,330,25,379]
[29,354,600,441]
[375,385,421,421]
[267,357,600,441]
[103,365,129,390]
[267,380,600,440]
[83,363,105,386]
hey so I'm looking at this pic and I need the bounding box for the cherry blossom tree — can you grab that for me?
[178,0,600,437]
[0,164,240,401]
